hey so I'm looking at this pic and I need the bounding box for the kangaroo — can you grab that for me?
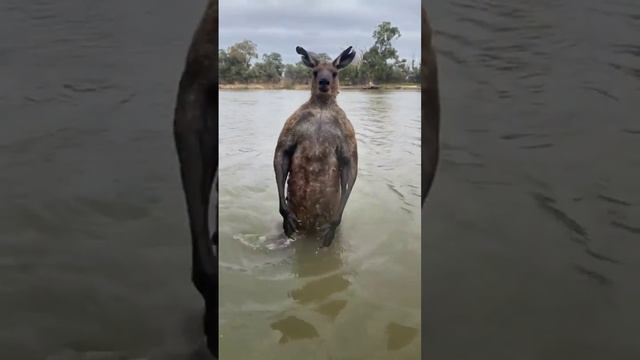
[274,46,358,247]
[172,0,218,357]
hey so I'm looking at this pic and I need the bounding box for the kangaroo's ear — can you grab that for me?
[296,46,317,68]
[333,46,355,70]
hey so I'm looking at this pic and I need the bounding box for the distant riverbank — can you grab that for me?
[219,83,420,90]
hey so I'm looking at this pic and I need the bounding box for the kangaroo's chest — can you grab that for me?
[294,110,346,149]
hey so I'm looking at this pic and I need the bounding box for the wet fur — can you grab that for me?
[274,47,358,246]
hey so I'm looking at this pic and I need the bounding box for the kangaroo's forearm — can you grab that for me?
[337,163,357,221]
[274,150,291,211]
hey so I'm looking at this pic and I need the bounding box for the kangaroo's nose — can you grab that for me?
[319,79,330,86]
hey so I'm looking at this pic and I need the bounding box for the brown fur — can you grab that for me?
[274,47,358,246]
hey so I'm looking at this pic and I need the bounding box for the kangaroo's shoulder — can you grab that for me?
[278,102,314,141]
[285,103,317,126]
[330,106,355,137]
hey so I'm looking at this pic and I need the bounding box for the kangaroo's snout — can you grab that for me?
[318,73,331,93]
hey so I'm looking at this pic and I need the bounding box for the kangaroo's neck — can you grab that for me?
[309,93,337,108]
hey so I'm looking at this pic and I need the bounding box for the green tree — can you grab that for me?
[219,40,258,83]
[373,22,401,60]
[407,58,421,83]
[251,52,285,83]
[218,21,418,86]
[339,52,366,85]
[361,21,402,83]
[388,58,410,83]
[284,62,310,85]
[228,40,258,67]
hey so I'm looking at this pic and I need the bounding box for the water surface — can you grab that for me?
[219,89,421,359]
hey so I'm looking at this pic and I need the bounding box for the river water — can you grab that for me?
[218,90,421,359]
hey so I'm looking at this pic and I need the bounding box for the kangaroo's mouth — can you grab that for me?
[319,85,330,93]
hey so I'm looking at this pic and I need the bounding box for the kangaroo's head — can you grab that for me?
[296,46,356,100]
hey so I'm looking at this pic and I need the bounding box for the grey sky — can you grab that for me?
[220,0,421,64]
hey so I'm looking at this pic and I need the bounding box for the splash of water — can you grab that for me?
[233,232,297,251]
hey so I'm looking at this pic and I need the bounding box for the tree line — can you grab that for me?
[218,22,421,86]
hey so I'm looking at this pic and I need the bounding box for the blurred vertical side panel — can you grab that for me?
[421,2,440,205]
[421,1,440,358]
[173,0,219,358]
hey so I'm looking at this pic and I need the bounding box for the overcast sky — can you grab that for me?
[220,0,420,64]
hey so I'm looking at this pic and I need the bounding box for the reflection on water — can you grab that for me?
[219,89,421,359]
[272,240,349,345]
[386,322,419,351]
[425,0,640,358]
[271,316,319,344]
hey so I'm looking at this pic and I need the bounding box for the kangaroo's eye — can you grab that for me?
[332,72,337,77]
[313,71,318,77]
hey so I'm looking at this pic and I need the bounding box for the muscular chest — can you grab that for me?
[292,110,346,161]
[296,109,345,140]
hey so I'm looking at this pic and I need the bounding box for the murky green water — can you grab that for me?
[219,90,422,359]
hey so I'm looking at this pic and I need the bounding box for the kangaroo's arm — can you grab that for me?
[320,131,357,247]
[273,132,296,216]
[335,127,358,226]
[274,109,303,216]
[173,0,218,357]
